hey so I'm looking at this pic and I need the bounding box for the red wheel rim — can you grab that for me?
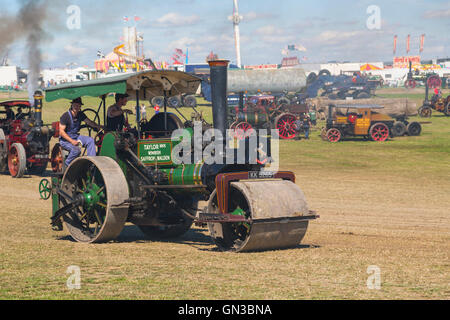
[276,115,296,139]
[405,80,416,89]
[327,129,341,142]
[235,122,254,140]
[51,147,63,173]
[427,76,442,89]
[8,146,20,176]
[371,124,389,141]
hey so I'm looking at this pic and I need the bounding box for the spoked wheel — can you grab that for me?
[8,143,27,178]
[275,113,297,139]
[392,121,407,137]
[405,79,416,89]
[418,106,432,118]
[207,180,310,252]
[60,156,129,243]
[407,122,421,136]
[234,121,254,140]
[326,128,341,142]
[51,143,64,173]
[39,179,51,200]
[444,102,450,116]
[369,122,389,141]
[427,75,442,89]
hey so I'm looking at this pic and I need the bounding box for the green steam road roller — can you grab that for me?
[39,61,318,252]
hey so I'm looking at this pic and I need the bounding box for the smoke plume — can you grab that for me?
[0,0,51,101]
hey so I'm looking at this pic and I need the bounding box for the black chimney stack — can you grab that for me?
[208,60,229,137]
[33,90,43,127]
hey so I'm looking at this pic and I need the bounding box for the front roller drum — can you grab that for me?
[60,156,129,243]
[207,180,312,252]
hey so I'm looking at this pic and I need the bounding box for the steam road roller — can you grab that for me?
[40,61,318,252]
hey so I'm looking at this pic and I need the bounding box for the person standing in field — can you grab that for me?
[140,103,147,120]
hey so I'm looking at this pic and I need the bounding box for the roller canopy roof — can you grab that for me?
[44,70,202,102]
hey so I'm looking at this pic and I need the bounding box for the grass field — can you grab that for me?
[0,88,449,299]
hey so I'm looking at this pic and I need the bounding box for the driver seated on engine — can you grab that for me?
[59,97,103,168]
[106,93,133,131]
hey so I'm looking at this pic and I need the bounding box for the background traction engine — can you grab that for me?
[0,92,56,177]
[40,61,318,252]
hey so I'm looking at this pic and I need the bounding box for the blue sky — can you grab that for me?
[2,0,450,68]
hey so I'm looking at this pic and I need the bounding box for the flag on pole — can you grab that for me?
[393,35,397,55]
[420,34,425,53]
[134,16,141,22]
[123,16,129,22]
[406,34,410,54]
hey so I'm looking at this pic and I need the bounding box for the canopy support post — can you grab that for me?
[136,89,141,139]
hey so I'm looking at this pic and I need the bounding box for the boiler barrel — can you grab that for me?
[227,68,307,93]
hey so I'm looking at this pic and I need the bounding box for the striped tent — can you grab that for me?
[360,63,382,71]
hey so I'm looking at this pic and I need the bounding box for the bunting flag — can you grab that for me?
[175,48,186,57]
[420,34,425,53]
[393,35,397,55]
[406,34,410,54]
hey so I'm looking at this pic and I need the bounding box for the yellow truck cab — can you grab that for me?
[322,104,395,142]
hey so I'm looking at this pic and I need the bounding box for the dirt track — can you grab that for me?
[0,163,448,299]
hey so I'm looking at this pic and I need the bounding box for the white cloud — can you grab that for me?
[423,9,450,19]
[155,12,200,27]
[254,25,296,43]
[63,44,88,56]
[243,11,275,22]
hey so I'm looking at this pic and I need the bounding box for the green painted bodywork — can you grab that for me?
[45,78,127,102]
[51,176,60,216]
[161,162,204,185]
[99,132,128,177]
[99,132,205,187]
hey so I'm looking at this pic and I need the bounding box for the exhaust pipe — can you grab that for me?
[208,60,229,137]
[33,90,43,127]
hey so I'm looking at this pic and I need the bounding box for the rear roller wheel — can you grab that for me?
[369,123,389,141]
[8,143,26,178]
[207,180,310,252]
[60,156,129,243]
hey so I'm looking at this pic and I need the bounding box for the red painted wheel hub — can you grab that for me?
[276,114,296,139]
[234,122,254,140]
[370,123,389,141]
[327,128,341,142]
